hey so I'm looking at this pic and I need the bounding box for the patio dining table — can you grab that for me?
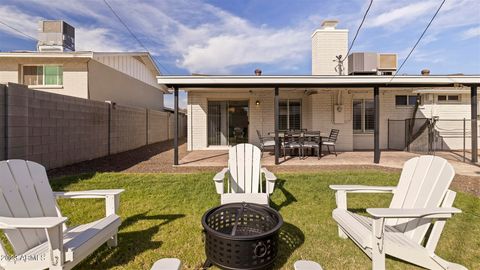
[267,131,327,158]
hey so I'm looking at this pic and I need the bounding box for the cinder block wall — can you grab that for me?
[110,105,147,154]
[148,109,169,144]
[1,83,186,169]
[0,84,5,159]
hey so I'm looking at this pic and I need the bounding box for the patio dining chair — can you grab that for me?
[322,129,339,156]
[302,131,321,159]
[283,131,304,160]
[256,130,276,156]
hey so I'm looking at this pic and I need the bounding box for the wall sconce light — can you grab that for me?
[256,100,261,106]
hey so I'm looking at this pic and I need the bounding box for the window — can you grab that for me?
[22,65,63,86]
[437,95,460,103]
[395,95,419,106]
[353,99,375,133]
[279,99,301,130]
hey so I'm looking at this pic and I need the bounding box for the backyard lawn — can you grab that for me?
[46,171,479,270]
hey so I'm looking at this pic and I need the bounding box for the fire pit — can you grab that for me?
[201,203,283,270]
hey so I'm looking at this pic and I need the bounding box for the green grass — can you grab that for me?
[46,171,479,270]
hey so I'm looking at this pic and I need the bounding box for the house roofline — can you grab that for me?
[157,75,480,90]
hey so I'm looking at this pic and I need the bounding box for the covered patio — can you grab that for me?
[179,149,480,177]
[157,75,480,166]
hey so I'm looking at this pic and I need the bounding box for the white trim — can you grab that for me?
[157,75,480,87]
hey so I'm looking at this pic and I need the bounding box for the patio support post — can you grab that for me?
[274,86,280,165]
[374,86,381,164]
[174,86,179,166]
[471,84,478,163]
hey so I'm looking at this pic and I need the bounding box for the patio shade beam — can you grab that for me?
[167,83,462,89]
[471,84,478,163]
[174,86,179,166]
[274,86,280,165]
[374,86,380,164]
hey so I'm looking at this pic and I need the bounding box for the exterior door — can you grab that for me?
[208,100,249,146]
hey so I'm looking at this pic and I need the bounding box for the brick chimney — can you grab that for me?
[311,20,348,75]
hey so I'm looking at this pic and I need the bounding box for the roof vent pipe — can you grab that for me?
[421,69,430,76]
[254,69,262,76]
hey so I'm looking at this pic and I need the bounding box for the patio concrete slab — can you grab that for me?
[179,150,480,177]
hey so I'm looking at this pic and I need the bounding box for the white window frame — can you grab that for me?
[395,95,419,107]
[21,64,64,87]
[437,94,461,103]
[353,99,374,134]
[279,99,302,130]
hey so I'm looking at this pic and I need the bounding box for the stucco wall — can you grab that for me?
[88,60,164,110]
[0,58,89,98]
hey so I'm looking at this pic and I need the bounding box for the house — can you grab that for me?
[157,20,479,165]
[0,20,167,110]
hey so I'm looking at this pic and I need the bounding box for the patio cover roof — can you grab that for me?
[157,75,480,89]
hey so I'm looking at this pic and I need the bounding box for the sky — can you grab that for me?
[0,0,479,109]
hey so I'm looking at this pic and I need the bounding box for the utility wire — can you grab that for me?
[391,0,446,81]
[342,0,373,61]
[0,19,37,41]
[103,0,171,74]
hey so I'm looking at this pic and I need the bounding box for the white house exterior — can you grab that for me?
[0,51,167,110]
[157,20,479,156]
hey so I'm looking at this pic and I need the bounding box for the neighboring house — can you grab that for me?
[0,20,166,110]
[157,20,479,153]
[0,51,166,110]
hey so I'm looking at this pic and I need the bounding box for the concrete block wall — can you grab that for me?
[1,83,186,169]
[148,109,169,144]
[110,105,147,154]
[27,91,109,168]
[0,84,5,159]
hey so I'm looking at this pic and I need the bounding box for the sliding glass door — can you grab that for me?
[208,100,249,146]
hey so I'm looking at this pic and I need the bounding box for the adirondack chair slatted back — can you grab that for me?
[388,156,455,244]
[228,144,262,194]
[0,160,61,255]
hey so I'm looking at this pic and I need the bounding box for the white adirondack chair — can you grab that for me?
[330,156,466,270]
[213,144,277,205]
[0,160,124,270]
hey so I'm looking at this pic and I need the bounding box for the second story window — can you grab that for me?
[22,65,63,86]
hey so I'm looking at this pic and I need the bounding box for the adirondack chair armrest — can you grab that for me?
[330,185,396,210]
[261,167,277,194]
[0,216,68,229]
[329,185,396,193]
[367,207,462,219]
[53,189,124,198]
[213,168,229,194]
[53,189,124,216]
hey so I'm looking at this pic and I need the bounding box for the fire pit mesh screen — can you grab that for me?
[202,203,283,270]
[206,203,278,236]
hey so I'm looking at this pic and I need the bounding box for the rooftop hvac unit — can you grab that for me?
[378,53,397,71]
[37,20,75,52]
[347,52,378,75]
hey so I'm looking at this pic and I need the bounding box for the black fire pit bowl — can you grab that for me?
[201,202,283,270]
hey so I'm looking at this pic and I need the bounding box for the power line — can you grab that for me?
[102,0,171,74]
[391,0,446,81]
[0,19,37,41]
[343,0,373,61]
